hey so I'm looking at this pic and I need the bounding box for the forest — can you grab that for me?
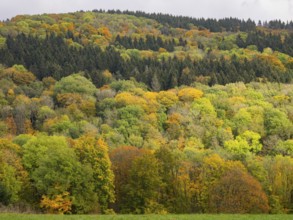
[0,10,292,214]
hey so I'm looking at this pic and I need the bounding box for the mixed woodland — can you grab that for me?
[0,10,292,214]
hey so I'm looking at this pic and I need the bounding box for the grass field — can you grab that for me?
[0,214,292,220]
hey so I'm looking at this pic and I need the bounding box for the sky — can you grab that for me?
[0,0,292,21]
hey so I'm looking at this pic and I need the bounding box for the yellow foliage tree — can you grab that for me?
[56,93,83,107]
[40,192,72,214]
[142,92,160,113]
[166,113,183,140]
[115,92,147,108]
[157,91,178,108]
[178,87,203,102]
[1,65,36,85]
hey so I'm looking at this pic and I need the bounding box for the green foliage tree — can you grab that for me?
[116,105,145,146]
[274,140,293,156]
[124,153,164,214]
[54,73,97,96]
[224,130,262,158]
[73,135,115,213]
[22,135,98,213]
[0,139,27,205]
[264,155,293,213]
[264,108,293,139]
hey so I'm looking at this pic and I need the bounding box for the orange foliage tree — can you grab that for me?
[40,192,72,214]
[110,146,149,211]
[208,167,270,213]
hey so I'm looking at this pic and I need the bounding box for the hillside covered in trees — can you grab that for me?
[0,10,292,214]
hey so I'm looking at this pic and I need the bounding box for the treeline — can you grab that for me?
[261,20,293,30]
[0,33,292,90]
[236,31,293,56]
[93,9,256,32]
[115,35,187,52]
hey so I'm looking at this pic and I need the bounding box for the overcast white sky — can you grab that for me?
[0,0,292,21]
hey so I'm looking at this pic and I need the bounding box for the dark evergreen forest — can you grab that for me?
[0,33,292,90]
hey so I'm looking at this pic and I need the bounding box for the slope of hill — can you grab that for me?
[0,10,292,215]
[0,10,292,88]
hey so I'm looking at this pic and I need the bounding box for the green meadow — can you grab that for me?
[0,214,292,220]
